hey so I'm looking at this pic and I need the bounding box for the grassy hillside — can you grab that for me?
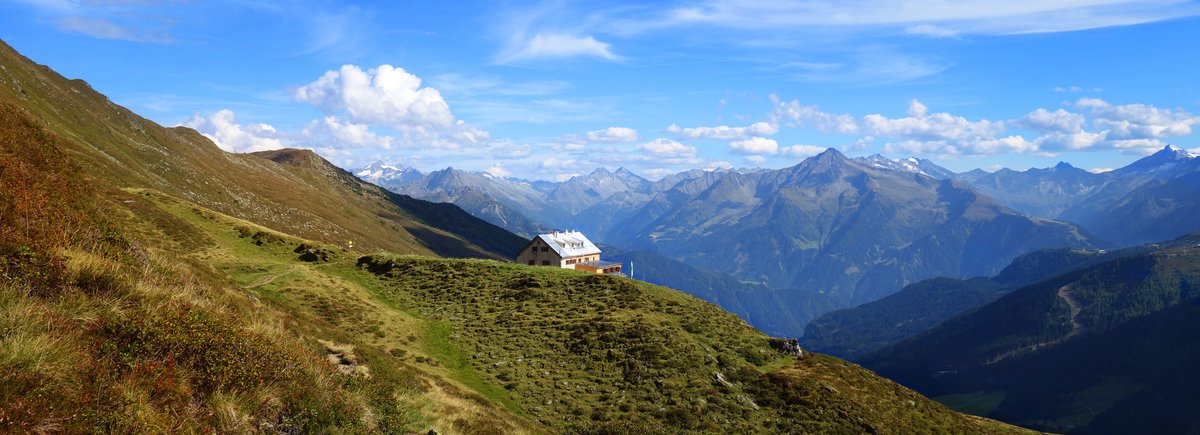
[605,249,838,337]
[0,40,522,261]
[0,99,539,432]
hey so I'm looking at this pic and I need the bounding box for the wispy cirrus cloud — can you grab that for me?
[19,0,184,42]
[496,33,622,63]
[647,0,1200,35]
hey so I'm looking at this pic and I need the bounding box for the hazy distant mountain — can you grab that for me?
[357,163,564,237]
[608,148,1093,333]
[545,167,652,215]
[855,154,956,179]
[355,161,425,186]
[357,164,721,240]
[958,145,1200,246]
[958,161,1108,218]
[861,233,1200,433]
[1058,145,1200,246]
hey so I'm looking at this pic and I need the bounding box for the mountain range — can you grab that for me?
[958,145,1200,246]
[0,39,1032,433]
[360,143,1200,339]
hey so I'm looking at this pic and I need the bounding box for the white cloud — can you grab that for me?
[485,142,534,160]
[1017,108,1086,133]
[293,64,488,148]
[301,116,394,149]
[666,121,779,140]
[780,144,826,158]
[560,126,639,144]
[846,135,875,151]
[485,164,511,178]
[1089,167,1114,173]
[540,158,579,169]
[184,109,284,153]
[769,95,859,133]
[1034,130,1107,151]
[553,172,582,182]
[430,74,570,97]
[744,155,767,164]
[905,24,959,38]
[729,137,779,155]
[1054,85,1092,93]
[863,99,1005,141]
[55,16,172,43]
[656,1,1200,35]
[497,33,620,63]
[705,160,734,171]
[636,138,696,157]
[641,168,680,180]
[1076,98,1200,139]
[1106,138,1170,154]
[883,135,1037,156]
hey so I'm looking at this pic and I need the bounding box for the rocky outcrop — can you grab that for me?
[769,338,803,356]
[295,243,333,262]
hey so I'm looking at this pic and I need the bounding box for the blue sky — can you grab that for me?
[3,0,1199,180]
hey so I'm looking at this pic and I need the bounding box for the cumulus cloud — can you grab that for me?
[1017,108,1086,133]
[729,137,779,155]
[636,138,697,157]
[780,144,826,158]
[883,136,1037,156]
[540,157,579,169]
[1075,98,1199,139]
[769,95,859,134]
[184,109,284,153]
[497,33,620,63]
[301,116,394,149]
[559,126,639,146]
[293,64,488,148]
[744,155,767,164]
[1008,98,1200,155]
[666,122,779,140]
[485,164,511,177]
[1033,130,1107,151]
[863,99,1005,141]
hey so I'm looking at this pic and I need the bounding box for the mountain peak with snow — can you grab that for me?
[853,154,955,179]
[356,160,424,185]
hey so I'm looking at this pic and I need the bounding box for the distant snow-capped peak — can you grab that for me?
[855,154,954,179]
